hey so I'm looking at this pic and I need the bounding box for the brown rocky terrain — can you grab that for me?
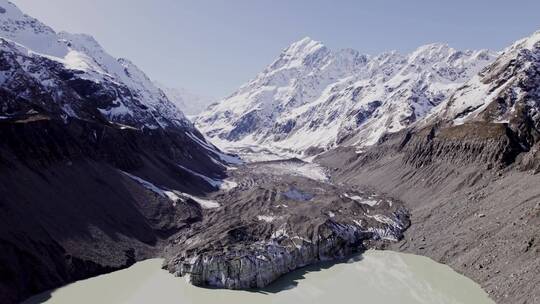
[317,122,540,304]
[163,159,410,289]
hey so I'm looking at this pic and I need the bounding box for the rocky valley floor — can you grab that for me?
[0,127,411,303]
[6,131,539,304]
[161,158,410,289]
[318,139,540,304]
[3,119,536,304]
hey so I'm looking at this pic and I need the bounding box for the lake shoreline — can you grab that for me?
[23,251,494,304]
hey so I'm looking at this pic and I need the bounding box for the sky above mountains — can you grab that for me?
[9,0,540,98]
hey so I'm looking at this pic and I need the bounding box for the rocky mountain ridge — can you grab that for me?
[316,29,540,304]
[425,30,540,166]
[197,36,496,156]
[0,1,237,303]
[0,0,191,130]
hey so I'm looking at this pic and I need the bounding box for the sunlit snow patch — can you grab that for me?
[257,160,329,182]
[185,132,243,165]
[120,171,220,209]
[179,193,220,209]
[177,164,237,191]
[343,193,379,207]
[257,215,277,223]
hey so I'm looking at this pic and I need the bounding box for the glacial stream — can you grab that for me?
[25,251,494,304]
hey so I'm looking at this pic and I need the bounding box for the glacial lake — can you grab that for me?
[24,251,494,304]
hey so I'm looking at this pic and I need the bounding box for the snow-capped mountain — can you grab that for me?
[0,0,189,130]
[156,83,215,116]
[0,0,240,170]
[0,3,245,303]
[196,37,496,156]
[427,30,540,148]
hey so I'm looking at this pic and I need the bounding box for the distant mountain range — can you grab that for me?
[156,83,215,116]
[196,37,497,156]
[316,28,540,304]
[2,0,540,303]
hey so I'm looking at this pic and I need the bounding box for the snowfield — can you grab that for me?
[0,0,190,130]
[121,171,220,209]
[252,160,329,182]
[177,164,237,191]
[426,30,540,126]
[196,36,497,157]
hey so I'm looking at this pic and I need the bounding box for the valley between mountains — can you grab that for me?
[0,1,539,304]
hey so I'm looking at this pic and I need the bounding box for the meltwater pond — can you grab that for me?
[25,251,494,304]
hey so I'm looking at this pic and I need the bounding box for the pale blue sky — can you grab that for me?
[10,0,540,98]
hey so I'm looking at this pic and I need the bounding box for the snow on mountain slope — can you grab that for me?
[0,0,188,130]
[156,83,215,116]
[428,30,540,128]
[0,0,67,56]
[196,37,496,156]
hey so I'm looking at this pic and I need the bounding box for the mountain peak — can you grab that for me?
[283,36,326,58]
[0,0,65,56]
[0,0,191,129]
[198,35,496,154]
[428,29,540,127]
[510,29,540,51]
[0,0,21,15]
[409,42,453,62]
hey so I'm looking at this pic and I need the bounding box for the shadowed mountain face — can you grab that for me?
[0,1,234,303]
[0,116,227,303]
[0,87,228,304]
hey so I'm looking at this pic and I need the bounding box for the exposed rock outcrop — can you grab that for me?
[163,159,410,289]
